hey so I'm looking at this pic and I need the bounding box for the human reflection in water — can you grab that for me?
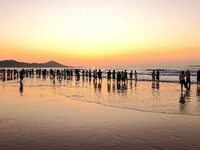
[156,81,160,89]
[117,82,121,90]
[112,80,116,93]
[179,90,190,104]
[93,80,97,91]
[19,81,23,95]
[152,81,155,89]
[197,84,200,100]
[179,90,191,113]
[98,81,102,92]
[130,79,132,89]
[107,82,111,93]
[152,80,160,90]
[135,80,137,90]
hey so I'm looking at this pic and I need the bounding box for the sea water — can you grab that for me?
[1,66,200,116]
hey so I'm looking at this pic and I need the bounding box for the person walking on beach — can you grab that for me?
[152,70,156,81]
[185,70,191,89]
[179,71,187,90]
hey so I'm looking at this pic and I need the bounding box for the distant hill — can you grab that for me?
[0,60,71,68]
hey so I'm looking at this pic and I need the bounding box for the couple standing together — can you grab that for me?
[179,70,191,90]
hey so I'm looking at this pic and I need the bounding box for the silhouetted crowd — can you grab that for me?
[1,68,200,91]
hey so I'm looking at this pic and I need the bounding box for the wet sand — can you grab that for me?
[0,84,200,150]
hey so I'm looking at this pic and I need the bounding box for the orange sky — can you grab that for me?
[0,0,200,67]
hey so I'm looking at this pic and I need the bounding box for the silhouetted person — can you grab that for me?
[93,69,98,83]
[82,70,85,78]
[121,71,125,85]
[134,70,137,81]
[197,70,200,84]
[130,70,133,79]
[98,69,102,82]
[112,70,116,79]
[107,70,111,81]
[179,71,187,91]
[117,71,121,84]
[86,70,88,77]
[152,70,156,81]
[197,70,200,95]
[124,70,128,83]
[156,70,160,81]
[185,70,191,89]
[89,69,92,79]
[20,69,25,81]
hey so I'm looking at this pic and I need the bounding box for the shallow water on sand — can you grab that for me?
[1,76,200,116]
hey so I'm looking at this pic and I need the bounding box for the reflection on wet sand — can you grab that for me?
[197,84,200,101]
[1,70,200,115]
[179,90,191,113]
[19,81,23,95]
[152,81,160,90]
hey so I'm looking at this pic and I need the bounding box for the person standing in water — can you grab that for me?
[152,70,156,81]
[197,70,200,84]
[130,70,133,80]
[156,70,160,81]
[98,69,102,82]
[134,70,137,81]
[179,71,187,91]
[185,70,191,89]
[112,70,116,80]
[107,70,111,83]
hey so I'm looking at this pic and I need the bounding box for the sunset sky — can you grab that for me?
[0,0,200,67]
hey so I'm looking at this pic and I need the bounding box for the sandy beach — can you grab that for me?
[0,77,200,150]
